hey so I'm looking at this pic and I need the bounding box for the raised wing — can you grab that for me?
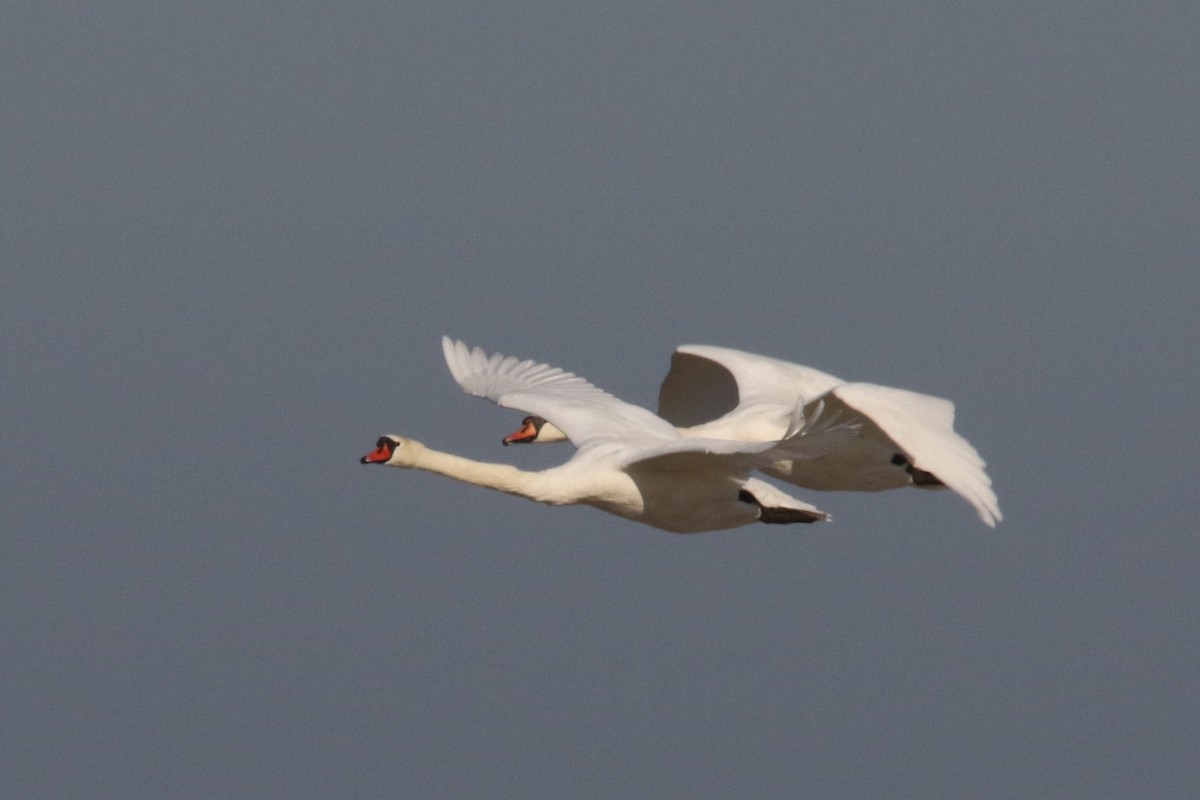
[442,338,680,447]
[658,345,844,427]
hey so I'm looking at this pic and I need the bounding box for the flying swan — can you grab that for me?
[502,345,1001,527]
[359,338,860,534]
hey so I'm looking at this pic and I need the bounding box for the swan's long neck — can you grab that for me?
[402,441,554,503]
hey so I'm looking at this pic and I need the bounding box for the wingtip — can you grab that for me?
[442,336,476,389]
[974,499,1002,528]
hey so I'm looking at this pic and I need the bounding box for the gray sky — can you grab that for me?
[4,2,1198,798]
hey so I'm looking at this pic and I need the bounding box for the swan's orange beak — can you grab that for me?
[502,419,539,446]
[360,439,394,463]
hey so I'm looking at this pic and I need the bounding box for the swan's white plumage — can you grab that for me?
[659,345,843,431]
[443,337,679,446]
[374,338,999,530]
[657,345,1001,527]
[813,383,995,522]
[442,337,856,470]
[360,338,839,534]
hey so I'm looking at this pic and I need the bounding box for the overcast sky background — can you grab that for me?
[4,2,1198,798]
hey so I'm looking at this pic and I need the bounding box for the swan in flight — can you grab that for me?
[359,338,858,534]
[502,345,1001,527]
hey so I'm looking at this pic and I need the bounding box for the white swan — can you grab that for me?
[503,344,1001,528]
[359,338,856,534]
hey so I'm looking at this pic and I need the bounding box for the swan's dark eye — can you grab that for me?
[377,437,391,448]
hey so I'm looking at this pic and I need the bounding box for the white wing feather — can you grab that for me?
[656,343,1001,527]
[442,337,682,447]
[828,383,1002,527]
[659,345,844,426]
[442,337,853,468]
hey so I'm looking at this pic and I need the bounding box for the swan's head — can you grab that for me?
[360,435,420,467]
[501,416,569,446]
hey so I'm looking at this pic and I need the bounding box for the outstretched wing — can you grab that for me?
[442,337,680,447]
[658,346,1001,527]
[444,337,859,472]
[658,345,844,427]
[772,383,1001,527]
[827,383,1001,527]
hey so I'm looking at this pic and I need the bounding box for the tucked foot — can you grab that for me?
[891,453,946,488]
[758,506,826,524]
[739,489,827,525]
